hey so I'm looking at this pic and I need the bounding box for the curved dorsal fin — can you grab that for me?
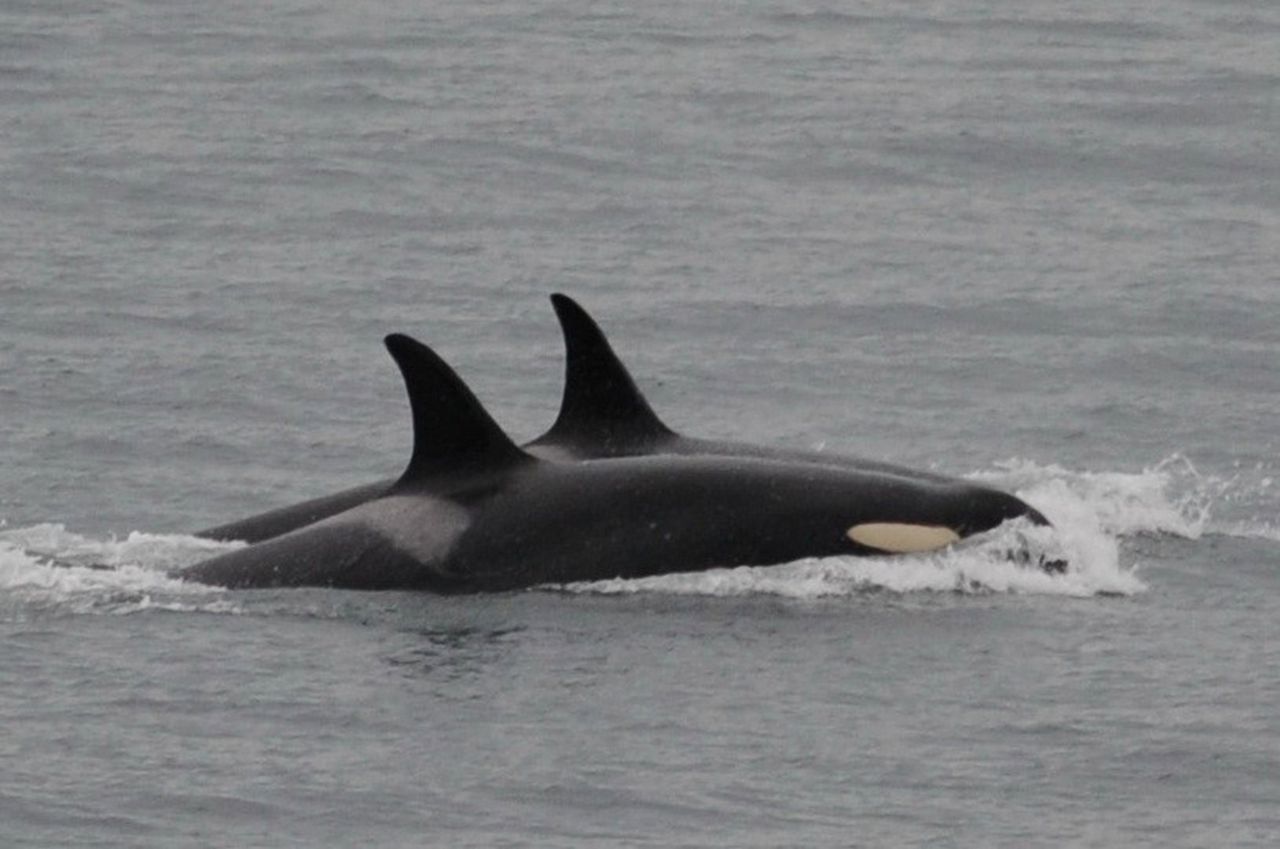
[384,333,532,486]
[542,294,674,450]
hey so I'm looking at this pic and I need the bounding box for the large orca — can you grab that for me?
[179,334,1054,592]
[196,295,964,543]
[530,294,954,482]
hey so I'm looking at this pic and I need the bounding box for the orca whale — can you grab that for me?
[196,295,974,543]
[529,294,956,482]
[179,333,1053,592]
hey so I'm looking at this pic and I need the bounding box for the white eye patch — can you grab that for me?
[846,522,961,554]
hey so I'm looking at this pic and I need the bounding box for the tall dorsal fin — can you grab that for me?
[384,333,532,486]
[542,294,674,450]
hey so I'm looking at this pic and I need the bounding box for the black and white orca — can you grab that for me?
[196,295,975,543]
[180,334,1054,592]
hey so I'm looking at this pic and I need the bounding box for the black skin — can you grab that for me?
[183,322,1062,593]
[197,294,1011,543]
[185,323,1064,590]
[180,453,1048,593]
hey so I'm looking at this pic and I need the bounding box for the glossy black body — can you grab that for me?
[182,454,1039,592]
[197,295,972,543]
[180,332,1053,592]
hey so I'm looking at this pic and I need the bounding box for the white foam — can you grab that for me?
[0,524,241,616]
[560,517,1144,600]
[970,454,1217,539]
[0,522,243,567]
[978,454,1280,547]
[1198,461,1278,541]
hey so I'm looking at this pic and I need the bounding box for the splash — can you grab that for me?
[560,516,1143,600]
[977,454,1279,544]
[1203,459,1278,541]
[0,524,240,617]
[971,454,1218,539]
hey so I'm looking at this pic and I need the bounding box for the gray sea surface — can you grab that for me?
[2,1,1278,846]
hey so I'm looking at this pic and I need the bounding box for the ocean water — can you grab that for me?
[2,1,1278,846]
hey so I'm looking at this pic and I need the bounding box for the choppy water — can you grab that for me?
[2,1,1278,846]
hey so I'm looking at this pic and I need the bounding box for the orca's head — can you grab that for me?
[843,487,1065,574]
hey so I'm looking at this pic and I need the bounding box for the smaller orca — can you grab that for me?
[179,334,1055,593]
[196,295,988,543]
